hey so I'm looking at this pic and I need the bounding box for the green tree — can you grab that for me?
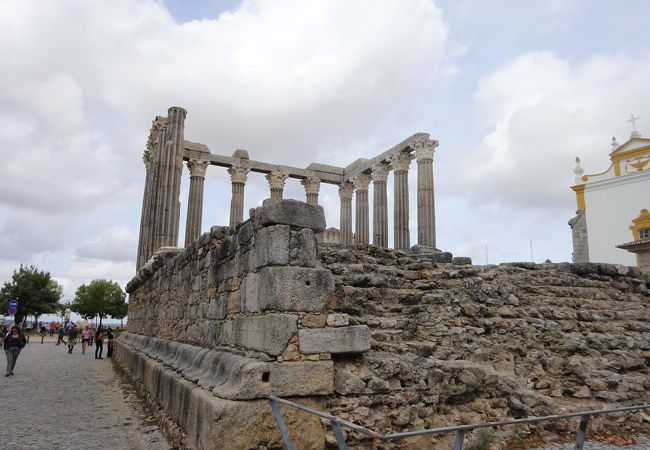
[71,279,126,326]
[0,265,63,326]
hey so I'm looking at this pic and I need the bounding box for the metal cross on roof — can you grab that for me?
[626,114,640,131]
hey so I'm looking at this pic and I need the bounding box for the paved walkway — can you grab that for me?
[0,336,170,449]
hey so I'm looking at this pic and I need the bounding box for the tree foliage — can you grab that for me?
[0,265,63,325]
[71,279,127,325]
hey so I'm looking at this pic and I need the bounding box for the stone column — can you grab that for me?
[354,173,371,244]
[390,151,413,250]
[415,140,437,248]
[151,106,187,252]
[140,116,166,265]
[301,175,321,205]
[371,163,390,248]
[136,150,153,269]
[184,159,209,246]
[228,165,250,228]
[266,171,288,200]
[339,182,354,245]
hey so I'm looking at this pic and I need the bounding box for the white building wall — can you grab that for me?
[584,171,650,265]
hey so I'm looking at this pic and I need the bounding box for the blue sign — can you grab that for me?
[8,300,18,308]
[8,307,17,315]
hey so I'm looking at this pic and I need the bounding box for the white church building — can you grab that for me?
[569,119,650,268]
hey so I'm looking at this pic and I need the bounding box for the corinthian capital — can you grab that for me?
[413,139,438,162]
[371,163,391,182]
[301,176,321,195]
[389,151,414,172]
[266,171,288,190]
[228,165,250,184]
[338,182,354,200]
[187,159,209,179]
[352,173,371,191]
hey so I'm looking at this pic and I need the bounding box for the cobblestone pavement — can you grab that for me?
[0,336,170,449]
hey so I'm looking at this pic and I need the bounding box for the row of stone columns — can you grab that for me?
[136,115,437,269]
[337,142,437,251]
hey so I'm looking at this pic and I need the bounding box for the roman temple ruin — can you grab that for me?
[119,107,650,449]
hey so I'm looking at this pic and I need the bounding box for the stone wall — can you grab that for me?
[121,199,650,449]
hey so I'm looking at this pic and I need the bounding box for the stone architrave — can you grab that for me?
[301,175,321,205]
[338,182,354,245]
[353,173,371,244]
[228,165,250,228]
[150,107,187,254]
[414,139,438,248]
[266,171,288,200]
[389,151,414,250]
[184,159,209,246]
[371,163,390,248]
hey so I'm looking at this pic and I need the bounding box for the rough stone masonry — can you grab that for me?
[119,198,650,449]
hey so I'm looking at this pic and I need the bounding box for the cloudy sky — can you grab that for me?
[1,0,649,304]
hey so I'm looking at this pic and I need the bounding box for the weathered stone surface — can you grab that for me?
[248,224,290,269]
[116,337,325,450]
[241,266,334,312]
[255,198,326,232]
[299,325,371,354]
[233,314,298,355]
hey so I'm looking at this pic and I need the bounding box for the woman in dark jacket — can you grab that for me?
[4,326,27,376]
[94,325,104,359]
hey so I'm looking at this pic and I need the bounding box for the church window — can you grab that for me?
[639,228,650,239]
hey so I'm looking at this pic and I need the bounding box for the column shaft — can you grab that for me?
[270,189,283,200]
[229,183,245,227]
[184,176,205,246]
[373,180,388,247]
[306,193,318,205]
[339,183,353,245]
[417,159,436,247]
[394,170,410,250]
[152,107,186,252]
[355,190,369,244]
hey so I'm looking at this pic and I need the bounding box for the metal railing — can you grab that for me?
[267,396,650,450]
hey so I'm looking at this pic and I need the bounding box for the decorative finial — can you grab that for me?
[626,114,641,138]
[611,136,620,150]
[573,156,584,184]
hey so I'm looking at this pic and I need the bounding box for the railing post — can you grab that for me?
[453,429,465,450]
[573,415,590,450]
[269,398,295,450]
[331,421,349,449]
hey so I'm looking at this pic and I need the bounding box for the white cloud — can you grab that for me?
[0,0,459,297]
[458,50,650,211]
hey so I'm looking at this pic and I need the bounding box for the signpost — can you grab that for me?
[7,299,18,317]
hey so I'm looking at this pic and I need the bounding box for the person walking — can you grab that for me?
[56,326,66,346]
[39,325,47,344]
[81,326,91,354]
[94,326,104,359]
[106,328,115,358]
[67,324,79,354]
[4,325,27,376]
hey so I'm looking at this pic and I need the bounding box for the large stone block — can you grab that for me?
[249,225,290,269]
[233,314,298,355]
[242,266,334,312]
[255,198,326,232]
[299,325,371,354]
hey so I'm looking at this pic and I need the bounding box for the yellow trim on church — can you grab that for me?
[629,209,650,240]
[581,140,650,182]
[571,184,586,210]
